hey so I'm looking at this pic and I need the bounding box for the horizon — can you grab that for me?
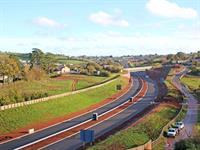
[0,0,200,56]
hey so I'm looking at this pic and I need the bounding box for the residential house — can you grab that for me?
[55,65,70,75]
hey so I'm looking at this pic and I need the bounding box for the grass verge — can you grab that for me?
[0,76,127,134]
[181,75,200,101]
[88,105,178,150]
[0,74,117,105]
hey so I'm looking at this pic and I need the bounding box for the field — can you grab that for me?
[181,75,200,100]
[88,105,178,150]
[0,74,117,105]
[57,59,87,64]
[0,76,127,134]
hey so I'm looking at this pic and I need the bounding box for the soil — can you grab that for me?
[0,76,132,144]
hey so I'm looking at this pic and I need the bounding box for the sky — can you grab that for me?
[0,0,200,56]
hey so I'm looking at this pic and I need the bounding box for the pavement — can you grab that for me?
[0,71,158,150]
[165,70,199,150]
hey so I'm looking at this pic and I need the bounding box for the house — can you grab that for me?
[0,75,8,83]
[94,70,101,76]
[55,65,70,74]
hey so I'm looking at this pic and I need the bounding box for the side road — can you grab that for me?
[0,76,120,111]
[165,70,198,150]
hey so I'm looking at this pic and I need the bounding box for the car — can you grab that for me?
[167,127,178,137]
[174,121,184,130]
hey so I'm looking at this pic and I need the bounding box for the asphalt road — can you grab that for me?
[42,72,158,150]
[165,70,198,150]
[0,72,149,150]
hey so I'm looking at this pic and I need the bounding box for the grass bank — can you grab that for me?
[0,74,116,106]
[88,105,178,150]
[0,76,127,134]
[181,75,200,100]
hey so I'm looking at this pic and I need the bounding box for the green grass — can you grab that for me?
[165,77,182,101]
[57,59,87,64]
[0,77,127,134]
[153,137,165,150]
[181,76,200,100]
[0,74,117,105]
[88,106,178,150]
[181,76,200,90]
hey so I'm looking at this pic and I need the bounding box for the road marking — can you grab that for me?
[39,79,148,150]
[15,78,147,150]
[0,76,134,145]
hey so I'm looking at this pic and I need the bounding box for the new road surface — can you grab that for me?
[0,71,158,150]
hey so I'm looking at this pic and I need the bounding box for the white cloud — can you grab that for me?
[146,0,198,19]
[89,11,129,27]
[1,29,200,56]
[33,17,65,28]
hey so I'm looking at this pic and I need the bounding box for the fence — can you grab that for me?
[152,105,183,147]
[0,77,120,111]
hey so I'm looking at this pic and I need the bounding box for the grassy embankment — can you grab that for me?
[152,67,187,150]
[0,74,117,105]
[88,105,178,150]
[181,75,200,100]
[0,76,127,134]
[181,75,200,138]
[88,67,185,150]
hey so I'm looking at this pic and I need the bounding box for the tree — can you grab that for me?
[41,53,57,73]
[30,48,57,74]
[0,55,20,83]
[30,48,44,68]
[176,52,186,60]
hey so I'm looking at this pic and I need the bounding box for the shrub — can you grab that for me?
[175,137,200,150]
[100,71,110,77]
[0,97,7,106]
[24,66,47,81]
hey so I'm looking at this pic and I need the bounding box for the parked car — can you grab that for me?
[167,127,178,137]
[174,121,184,130]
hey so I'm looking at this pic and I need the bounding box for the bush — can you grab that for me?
[175,137,200,150]
[0,97,7,106]
[24,66,47,81]
[100,71,110,77]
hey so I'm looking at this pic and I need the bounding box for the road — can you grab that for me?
[0,72,158,150]
[165,70,199,150]
[42,72,158,150]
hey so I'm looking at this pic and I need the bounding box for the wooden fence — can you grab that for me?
[0,77,119,111]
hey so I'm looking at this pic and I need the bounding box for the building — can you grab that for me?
[0,75,8,83]
[55,65,70,74]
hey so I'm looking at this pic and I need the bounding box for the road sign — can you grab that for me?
[116,84,122,90]
[80,129,94,143]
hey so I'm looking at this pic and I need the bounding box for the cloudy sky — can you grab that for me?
[0,0,200,56]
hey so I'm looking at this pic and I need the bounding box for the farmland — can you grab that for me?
[88,105,178,149]
[57,58,87,65]
[0,74,118,105]
[0,76,127,134]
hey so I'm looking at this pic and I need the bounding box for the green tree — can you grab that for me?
[0,55,20,83]
[30,48,44,68]
[30,49,57,73]
[41,53,57,73]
